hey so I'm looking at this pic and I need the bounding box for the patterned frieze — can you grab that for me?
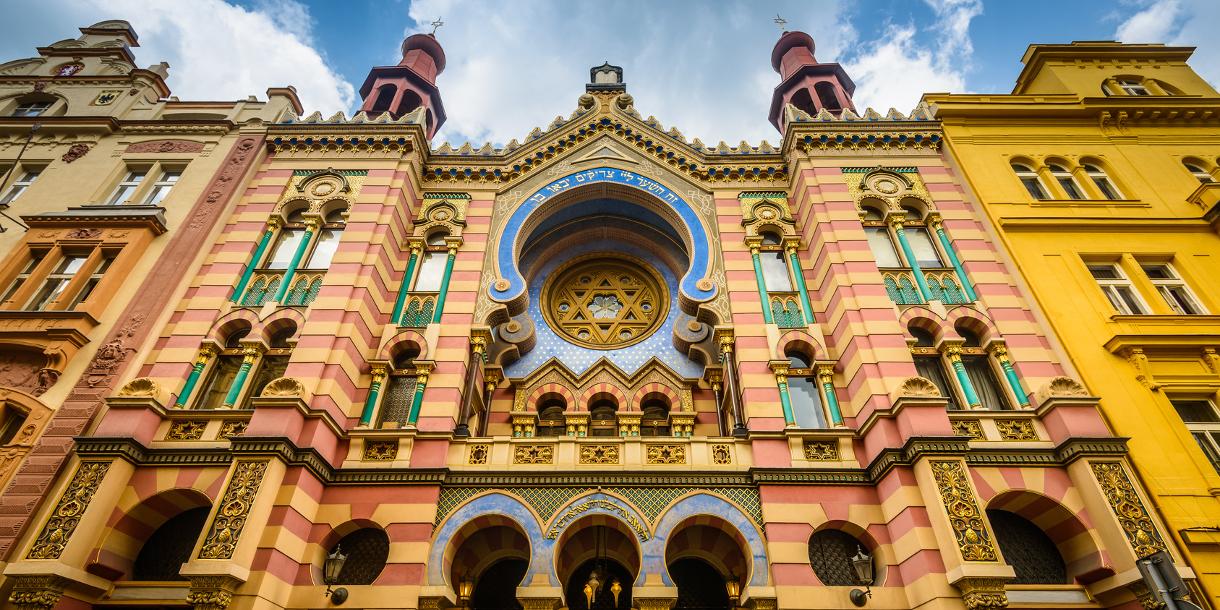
[26,461,111,559]
[928,459,999,562]
[198,460,269,560]
[1089,461,1167,558]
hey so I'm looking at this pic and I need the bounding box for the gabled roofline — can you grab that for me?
[1014,42,1196,95]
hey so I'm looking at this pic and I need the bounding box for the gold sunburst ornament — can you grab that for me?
[541,254,669,349]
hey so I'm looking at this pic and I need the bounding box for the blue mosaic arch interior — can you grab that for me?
[492,167,716,305]
[649,493,769,588]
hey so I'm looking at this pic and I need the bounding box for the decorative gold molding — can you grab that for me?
[545,498,649,541]
[218,420,247,439]
[995,419,1038,441]
[711,443,732,465]
[955,577,1009,610]
[199,460,269,559]
[929,459,998,562]
[363,440,398,461]
[513,444,554,464]
[951,419,985,440]
[27,461,111,559]
[167,420,208,441]
[645,444,686,464]
[7,575,67,610]
[1090,461,1167,558]
[803,440,840,461]
[579,444,620,464]
[187,575,243,610]
[468,443,490,465]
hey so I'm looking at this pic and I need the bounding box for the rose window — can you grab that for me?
[541,255,669,349]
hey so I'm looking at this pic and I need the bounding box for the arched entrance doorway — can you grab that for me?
[471,558,529,610]
[665,518,750,610]
[669,558,730,610]
[555,518,641,610]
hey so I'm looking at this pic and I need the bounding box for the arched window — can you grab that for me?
[398,90,423,117]
[370,84,396,114]
[265,209,306,270]
[785,350,826,428]
[908,326,959,410]
[243,323,295,407]
[986,509,1067,584]
[132,506,211,581]
[589,398,618,437]
[537,395,567,437]
[328,528,390,585]
[1185,161,1214,184]
[304,207,346,270]
[957,327,1009,411]
[1047,164,1084,200]
[808,530,871,586]
[193,328,249,410]
[790,88,816,117]
[862,208,901,268]
[640,396,671,436]
[1115,78,1150,96]
[1011,163,1049,200]
[413,232,450,292]
[814,82,842,111]
[378,349,419,428]
[9,94,59,117]
[1083,164,1122,200]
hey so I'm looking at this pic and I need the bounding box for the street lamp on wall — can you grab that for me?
[458,574,475,608]
[849,546,874,607]
[725,572,741,607]
[323,545,349,605]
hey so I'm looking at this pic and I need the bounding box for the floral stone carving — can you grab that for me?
[27,461,111,559]
[259,376,305,398]
[1090,462,1166,558]
[199,460,269,559]
[929,460,997,562]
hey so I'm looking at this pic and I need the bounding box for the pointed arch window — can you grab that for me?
[749,230,811,328]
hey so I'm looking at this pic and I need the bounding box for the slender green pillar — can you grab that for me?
[232,219,280,303]
[405,367,431,426]
[174,345,217,408]
[431,245,458,324]
[221,347,262,408]
[891,221,932,302]
[946,347,982,408]
[817,365,844,426]
[390,241,422,324]
[775,370,796,427]
[992,345,1030,406]
[750,246,773,324]
[272,218,318,303]
[359,365,388,426]
[932,220,978,301]
[787,245,814,325]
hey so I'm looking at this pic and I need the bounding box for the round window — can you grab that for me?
[540,254,669,349]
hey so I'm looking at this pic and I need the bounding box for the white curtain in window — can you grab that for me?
[866,228,902,267]
[266,230,303,269]
[413,251,447,291]
[761,251,793,291]
[906,228,943,267]
[788,376,826,428]
[305,229,342,269]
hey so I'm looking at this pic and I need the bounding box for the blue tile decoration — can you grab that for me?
[504,239,702,379]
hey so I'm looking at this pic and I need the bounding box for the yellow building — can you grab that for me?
[929,41,1220,606]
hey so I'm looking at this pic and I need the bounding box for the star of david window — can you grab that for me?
[541,255,669,349]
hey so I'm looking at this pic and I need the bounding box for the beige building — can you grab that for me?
[0,21,298,496]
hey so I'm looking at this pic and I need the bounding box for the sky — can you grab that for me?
[0,0,1216,147]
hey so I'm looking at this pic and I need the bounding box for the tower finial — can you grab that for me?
[430,17,444,35]
[773,14,788,33]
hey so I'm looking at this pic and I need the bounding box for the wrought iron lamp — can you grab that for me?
[458,574,475,608]
[725,572,741,607]
[323,545,349,605]
[849,546,874,607]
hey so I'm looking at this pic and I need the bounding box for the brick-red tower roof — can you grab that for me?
[358,32,447,138]
[768,30,856,134]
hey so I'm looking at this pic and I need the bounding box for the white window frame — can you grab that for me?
[1141,263,1206,315]
[1048,164,1084,200]
[11,101,52,117]
[1087,263,1149,315]
[1084,164,1123,200]
[106,169,148,205]
[0,167,41,204]
[1012,164,1050,200]
[1184,163,1214,184]
[0,251,45,303]
[1170,398,1220,474]
[26,254,88,311]
[1117,79,1150,96]
[141,167,182,205]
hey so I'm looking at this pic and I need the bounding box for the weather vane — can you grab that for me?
[774,14,787,33]
[430,17,444,35]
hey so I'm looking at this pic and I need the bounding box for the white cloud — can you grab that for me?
[845,0,981,113]
[405,0,858,146]
[1115,0,1220,88]
[0,0,355,113]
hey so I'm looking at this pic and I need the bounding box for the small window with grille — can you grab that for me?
[377,350,420,428]
[328,528,390,585]
[986,509,1067,584]
[808,529,871,586]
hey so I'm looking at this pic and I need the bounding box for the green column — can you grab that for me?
[174,346,217,408]
[993,346,1030,406]
[390,243,421,324]
[231,219,279,303]
[272,219,318,303]
[431,247,457,324]
[775,372,796,427]
[751,247,773,324]
[406,369,430,426]
[358,366,388,426]
[892,222,932,302]
[933,221,978,301]
[788,246,814,325]
[818,366,844,426]
[221,348,261,408]
[947,348,982,408]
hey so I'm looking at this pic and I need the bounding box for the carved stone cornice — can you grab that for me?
[7,575,69,610]
[955,577,1010,610]
[187,575,243,610]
